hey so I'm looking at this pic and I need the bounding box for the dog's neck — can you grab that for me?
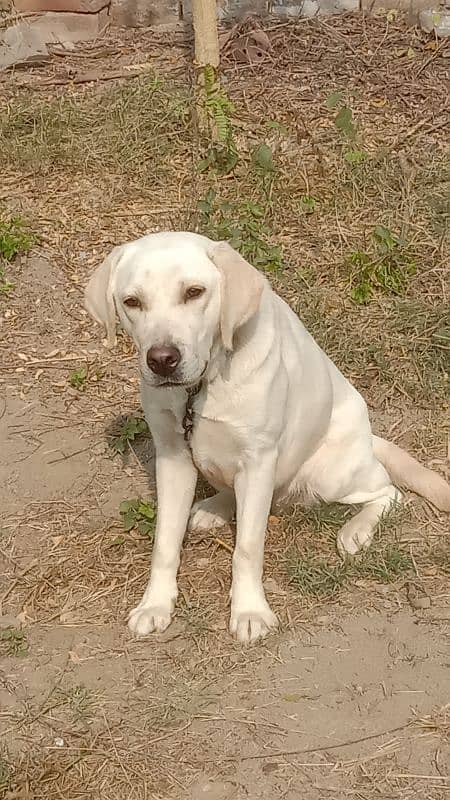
[205,310,262,388]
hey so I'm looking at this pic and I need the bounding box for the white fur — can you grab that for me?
[85,232,450,643]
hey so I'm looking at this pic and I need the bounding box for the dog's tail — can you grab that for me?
[373,435,450,512]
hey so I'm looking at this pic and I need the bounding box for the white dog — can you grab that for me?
[85,232,450,643]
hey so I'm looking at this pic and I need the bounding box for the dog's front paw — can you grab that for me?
[128,600,174,637]
[229,601,278,644]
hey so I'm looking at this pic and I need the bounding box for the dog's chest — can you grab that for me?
[190,412,241,489]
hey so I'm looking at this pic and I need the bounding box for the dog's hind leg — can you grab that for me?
[325,455,402,556]
[304,427,403,557]
[189,490,235,531]
[335,483,401,556]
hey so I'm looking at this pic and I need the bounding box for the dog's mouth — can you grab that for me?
[142,363,207,389]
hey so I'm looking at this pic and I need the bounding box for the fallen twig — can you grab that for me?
[221,722,410,762]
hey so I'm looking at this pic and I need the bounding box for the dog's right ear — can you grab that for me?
[84,246,123,347]
[209,241,266,352]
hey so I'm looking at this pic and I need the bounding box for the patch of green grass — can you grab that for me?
[300,503,355,535]
[68,366,103,391]
[111,416,149,455]
[198,189,283,271]
[348,225,416,304]
[0,216,34,262]
[287,538,412,599]
[252,142,276,176]
[326,90,357,141]
[344,149,368,165]
[334,105,357,140]
[298,195,317,214]
[0,215,34,296]
[69,367,87,391]
[108,535,126,547]
[357,543,412,582]
[0,627,28,657]
[388,300,449,401]
[324,91,371,170]
[285,503,411,599]
[120,498,156,539]
[296,285,448,406]
[287,556,349,597]
[325,90,344,110]
[0,264,14,296]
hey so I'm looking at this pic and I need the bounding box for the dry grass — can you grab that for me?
[0,75,191,188]
[1,11,449,800]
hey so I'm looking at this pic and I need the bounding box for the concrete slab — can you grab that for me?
[0,7,109,70]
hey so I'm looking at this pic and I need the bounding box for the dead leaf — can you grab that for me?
[371,96,388,107]
[386,9,398,21]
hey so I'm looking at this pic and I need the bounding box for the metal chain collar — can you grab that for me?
[182,381,203,445]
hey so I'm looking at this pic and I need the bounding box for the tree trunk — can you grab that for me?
[191,0,219,69]
[191,0,219,137]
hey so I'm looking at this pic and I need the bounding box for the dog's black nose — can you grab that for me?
[146,345,181,377]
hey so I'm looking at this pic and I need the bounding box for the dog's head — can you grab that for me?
[84,232,266,388]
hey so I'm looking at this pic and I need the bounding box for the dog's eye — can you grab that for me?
[185,286,205,302]
[124,297,141,309]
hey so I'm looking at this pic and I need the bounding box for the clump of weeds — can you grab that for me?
[120,499,156,539]
[111,416,149,455]
[198,188,283,271]
[0,214,35,295]
[348,225,416,304]
[0,627,28,657]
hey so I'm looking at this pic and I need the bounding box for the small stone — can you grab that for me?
[54,737,65,747]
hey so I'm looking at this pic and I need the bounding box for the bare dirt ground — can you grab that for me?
[1,12,449,799]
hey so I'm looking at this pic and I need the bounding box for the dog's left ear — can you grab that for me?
[84,246,123,347]
[209,241,266,351]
